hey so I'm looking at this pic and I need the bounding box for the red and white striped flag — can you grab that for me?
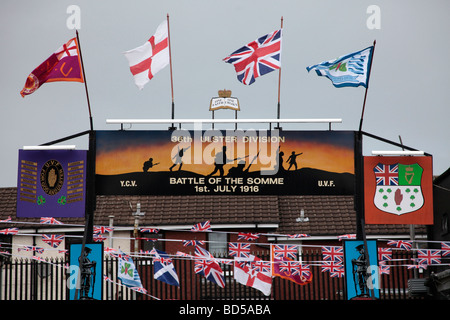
[123,20,169,90]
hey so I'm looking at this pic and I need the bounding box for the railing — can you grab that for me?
[0,250,425,300]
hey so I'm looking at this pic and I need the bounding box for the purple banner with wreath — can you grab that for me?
[17,149,87,218]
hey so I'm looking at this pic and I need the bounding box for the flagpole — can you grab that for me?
[276,16,283,129]
[167,13,176,130]
[358,39,376,133]
[75,30,94,132]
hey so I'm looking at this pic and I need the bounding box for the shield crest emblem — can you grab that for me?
[373,163,424,215]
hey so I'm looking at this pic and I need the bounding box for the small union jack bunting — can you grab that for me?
[40,217,63,225]
[191,221,212,232]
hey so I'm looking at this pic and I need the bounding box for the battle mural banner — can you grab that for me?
[364,156,433,225]
[95,130,356,195]
[17,149,87,218]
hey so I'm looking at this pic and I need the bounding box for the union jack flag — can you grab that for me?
[287,234,310,239]
[321,246,343,262]
[379,264,390,275]
[93,226,114,234]
[338,234,356,241]
[387,240,412,251]
[252,259,272,273]
[32,256,47,263]
[378,247,393,261]
[374,163,399,186]
[191,221,211,232]
[131,286,148,294]
[229,243,251,258]
[417,249,441,265]
[41,234,64,248]
[194,246,225,288]
[40,217,63,225]
[140,228,160,233]
[441,242,450,257]
[223,29,282,85]
[273,245,297,260]
[321,261,343,273]
[0,228,19,235]
[183,240,205,247]
[279,261,310,278]
[19,246,44,254]
[407,264,427,270]
[330,265,345,278]
[237,232,260,241]
[93,234,107,242]
[0,216,11,222]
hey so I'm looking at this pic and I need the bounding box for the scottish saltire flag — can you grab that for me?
[118,249,144,288]
[223,29,281,85]
[307,46,373,88]
[153,249,180,286]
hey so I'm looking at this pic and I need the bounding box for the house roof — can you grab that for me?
[0,187,424,236]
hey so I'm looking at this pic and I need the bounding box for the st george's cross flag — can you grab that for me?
[234,255,272,296]
[306,46,373,88]
[123,20,170,90]
[153,249,180,286]
[223,29,282,85]
[20,37,84,97]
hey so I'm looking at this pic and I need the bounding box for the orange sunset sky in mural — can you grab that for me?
[96,136,354,176]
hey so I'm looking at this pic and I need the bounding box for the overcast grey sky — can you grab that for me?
[1,0,449,187]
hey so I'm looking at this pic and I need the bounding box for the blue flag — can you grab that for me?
[117,250,143,288]
[153,249,180,287]
[307,46,374,88]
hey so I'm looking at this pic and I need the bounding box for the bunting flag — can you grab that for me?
[41,234,64,248]
[321,246,344,262]
[18,246,44,254]
[118,249,144,289]
[387,240,412,251]
[270,245,312,285]
[191,221,212,232]
[237,232,260,241]
[93,226,114,234]
[338,234,356,241]
[306,45,374,88]
[123,19,170,90]
[378,247,393,262]
[273,244,297,260]
[183,240,205,247]
[223,29,282,85]
[40,217,63,225]
[140,228,160,233]
[441,242,450,257]
[228,243,251,258]
[20,37,84,97]
[417,249,441,265]
[153,249,180,287]
[234,255,272,296]
[194,246,225,288]
[0,228,19,235]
